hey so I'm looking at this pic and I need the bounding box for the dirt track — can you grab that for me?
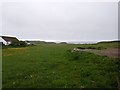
[80,48,120,59]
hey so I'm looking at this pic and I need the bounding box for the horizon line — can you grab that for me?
[19,39,119,43]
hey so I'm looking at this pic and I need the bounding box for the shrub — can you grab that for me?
[77,47,85,49]
[9,41,27,47]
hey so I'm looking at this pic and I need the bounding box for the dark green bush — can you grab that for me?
[77,47,85,49]
[9,41,27,47]
[77,46,106,50]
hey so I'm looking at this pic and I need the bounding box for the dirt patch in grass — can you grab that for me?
[99,48,120,58]
[75,48,120,59]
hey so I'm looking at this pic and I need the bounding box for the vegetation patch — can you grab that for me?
[77,46,106,50]
[9,41,27,47]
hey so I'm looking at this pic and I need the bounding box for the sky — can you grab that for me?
[0,0,118,42]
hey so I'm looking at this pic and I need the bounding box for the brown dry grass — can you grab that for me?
[3,47,26,57]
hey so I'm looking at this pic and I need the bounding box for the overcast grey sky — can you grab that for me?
[1,1,118,42]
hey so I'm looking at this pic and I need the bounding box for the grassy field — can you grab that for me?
[2,42,120,88]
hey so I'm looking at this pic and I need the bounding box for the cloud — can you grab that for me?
[2,2,118,41]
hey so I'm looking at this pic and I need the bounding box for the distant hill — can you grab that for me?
[27,40,119,45]
[28,41,56,45]
[97,40,120,44]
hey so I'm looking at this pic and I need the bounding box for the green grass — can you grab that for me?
[2,43,120,88]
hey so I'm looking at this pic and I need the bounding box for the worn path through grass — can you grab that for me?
[78,48,120,59]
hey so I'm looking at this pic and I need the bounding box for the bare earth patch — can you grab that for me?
[74,48,120,59]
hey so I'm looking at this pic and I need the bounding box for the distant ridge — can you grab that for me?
[97,40,120,44]
[23,40,120,44]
